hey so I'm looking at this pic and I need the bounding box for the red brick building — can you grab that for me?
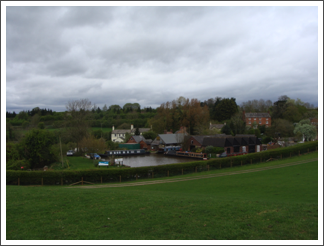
[186,134,262,154]
[243,112,271,128]
[127,136,152,150]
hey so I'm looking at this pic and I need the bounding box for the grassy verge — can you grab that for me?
[50,156,122,170]
[6,153,318,240]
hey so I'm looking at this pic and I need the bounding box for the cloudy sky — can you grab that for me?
[3,2,322,113]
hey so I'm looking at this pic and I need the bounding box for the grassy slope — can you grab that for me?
[6,153,318,240]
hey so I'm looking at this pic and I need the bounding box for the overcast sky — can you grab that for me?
[3,3,322,112]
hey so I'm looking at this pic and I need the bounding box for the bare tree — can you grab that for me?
[65,99,92,152]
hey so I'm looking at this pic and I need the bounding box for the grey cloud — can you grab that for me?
[5,6,319,113]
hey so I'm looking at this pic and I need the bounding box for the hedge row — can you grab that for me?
[6,141,318,186]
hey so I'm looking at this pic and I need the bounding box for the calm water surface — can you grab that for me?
[120,153,193,168]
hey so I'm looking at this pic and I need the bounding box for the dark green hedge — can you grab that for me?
[6,141,318,186]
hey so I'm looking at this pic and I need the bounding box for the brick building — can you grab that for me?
[126,135,152,150]
[243,112,271,128]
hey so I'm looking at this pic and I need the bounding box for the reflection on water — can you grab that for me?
[121,153,193,168]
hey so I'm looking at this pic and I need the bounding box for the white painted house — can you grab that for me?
[111,124,151,143]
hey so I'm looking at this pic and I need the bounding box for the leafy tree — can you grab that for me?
[271,96,289,119]
[6,123,16,141]
[257,124,266,134]
[293,119,317,141]
[229,112,246,135]
[148,97,209,135]
[123,103,140,111]
[79,134,107,154]
[106,140,120,150]
[261,136,272,144]
[92,129,103,139]
[7,159,31,170]
[265,119,294,139]
[221,123,232,135]
[117,123,131,129]
[17,111,29,121]
[135,127,140,136]
[6,111,17,118]
[205,146,215,154]
[38,122,45,129]
[6,142,21,162]
[19,129,58,169]
[213,98,238,122]
[142,131,158,140]
[124,132,132,143]
[109,105,122,111]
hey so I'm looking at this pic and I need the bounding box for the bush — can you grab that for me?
[7,159,31,170]
[205,146,224,154]
[262,136,272,144]
[38,122,45,129]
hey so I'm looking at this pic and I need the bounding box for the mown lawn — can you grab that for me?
[6,153,318,240]
[51,156,121,170]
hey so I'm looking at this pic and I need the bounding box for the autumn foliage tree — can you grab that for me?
[79,134,107,154]
[149,97,210,135]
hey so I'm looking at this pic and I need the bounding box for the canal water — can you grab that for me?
[119,153,194,168]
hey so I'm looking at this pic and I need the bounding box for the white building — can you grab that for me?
[111,124,151,143]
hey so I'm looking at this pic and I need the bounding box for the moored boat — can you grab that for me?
[100,149,147,158]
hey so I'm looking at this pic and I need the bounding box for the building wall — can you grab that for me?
[111,133,127,143]
[245,117,271,128]
[188,137,203,150]
[139,140,150,150]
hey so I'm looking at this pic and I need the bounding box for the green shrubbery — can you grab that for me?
[6,141,318,185]
[6,159,31,170]
[205,146,224,154]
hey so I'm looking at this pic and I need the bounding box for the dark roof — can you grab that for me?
[158,134,185,145]
[202,135,262,147]
[245,112,271,118]
[144,139,152,144]
[130,128,151,134]
[151,139,160,146]
[202,137,230,147]
[191,135,206,145]
[191,134,226,145]
[209,124,224,129]
[112,129,131,134]
[130,135,146,143]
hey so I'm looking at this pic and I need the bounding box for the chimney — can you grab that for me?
[170,129,173,133]
[164,130,167,134]
[112,126,115,131]
[131,124,134,130]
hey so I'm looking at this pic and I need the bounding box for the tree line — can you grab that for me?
[6,95,318,170]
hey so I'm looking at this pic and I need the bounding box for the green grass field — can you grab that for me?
[6,152,318,240]
[90,127,112,133]
[51,156,121,170]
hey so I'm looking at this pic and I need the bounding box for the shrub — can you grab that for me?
[38,122,45,129]
[7,159,31,170]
